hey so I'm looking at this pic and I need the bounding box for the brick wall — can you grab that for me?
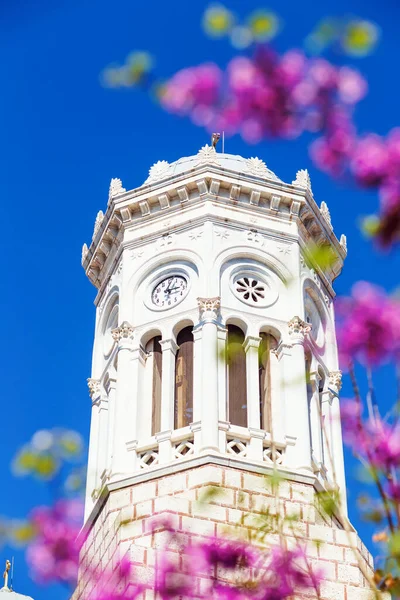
[72,464,379,600]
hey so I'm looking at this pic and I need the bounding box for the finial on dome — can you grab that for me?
[108,178,125,202]
[92,210,104,241]
[292,169,312,193]
[211,132,221,149]
[2,559,11,590]
[81,243,89,265]
[320,201,332,229]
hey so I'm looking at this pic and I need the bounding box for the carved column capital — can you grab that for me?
[329,370,342,392]
[197,297,221,323]
[87,378,101,401]
[288,316,311,343]
[111,321,134,344]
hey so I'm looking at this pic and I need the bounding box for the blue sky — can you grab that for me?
[1,0,399,597]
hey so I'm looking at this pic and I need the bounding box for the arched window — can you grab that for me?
[227,325,247,427]
[258,333,278,431]
[174,327,194,429]
[145,336,162,436]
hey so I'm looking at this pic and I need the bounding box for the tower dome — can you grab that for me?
[143,147,283,186]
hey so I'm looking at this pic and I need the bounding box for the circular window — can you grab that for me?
[234,276,267,305]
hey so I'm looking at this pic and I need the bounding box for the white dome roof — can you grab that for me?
[144,145,282,186]
[0,591,34,599]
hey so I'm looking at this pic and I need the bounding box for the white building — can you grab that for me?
[75,145,375,600]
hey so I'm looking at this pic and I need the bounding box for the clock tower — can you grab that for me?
[75,144,376,600]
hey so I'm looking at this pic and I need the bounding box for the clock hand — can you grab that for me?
[166,277,176,293]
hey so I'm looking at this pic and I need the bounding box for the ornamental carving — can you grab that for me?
[277,244,291,255]
[215,228,230,240]
[111,321,134,342]
[340,234,347,253]
[320,201,332,228]
[196,144,219,164]
[81,243,88,265]
[197,297,221,320]
[158,233,174,249]
[292,169,312,193]
[108,178,125,201]
[87,378,101,399]
[92,210,104,240]
[288,316,312,337]
[189,230,203,241]
[245,157,269,178]
[145,160,171,184]
[246,229,265,246]
[329,370,342,392]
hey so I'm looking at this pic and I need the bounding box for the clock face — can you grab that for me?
[151,275,188,308]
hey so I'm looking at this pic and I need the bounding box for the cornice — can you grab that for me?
[82,168,345,290]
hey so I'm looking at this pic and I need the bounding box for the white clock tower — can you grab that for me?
[75,144,375,600]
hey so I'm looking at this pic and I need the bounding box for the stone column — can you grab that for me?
[105,376,117,477]
[217,327,228,452]
[270,349,284,443]
[282,316,312,472]
[328,370,348,514]
[244,335,263,460]
[97,394,109,487]
[192,328,203,452]
[197,297,220,453]
[110,322,137,481]
[158,338,178,463]
[309,371,323,470]
[85,378,101,519]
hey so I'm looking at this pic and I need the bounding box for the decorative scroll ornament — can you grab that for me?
[245,157,269,178]
[340,234,347,253]
[320,201,332,228]
[292,169,312,193]
[87,378,101,399]
[92,210,104,240]
[111,321,134,342]
[81,243,88,265]
[196,144,219,164]
[329,370,343,392]
[108,178,125,201]
[145,160,171,184]
[288,315,312,337]
[197,296,221,320]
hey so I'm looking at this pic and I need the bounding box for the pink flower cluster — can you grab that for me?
[335,281,400,367]
[341,399,400,473]
[26,499,83,586]
[161,48,366,144]
[152,537,321,600]
[160,47,400,247]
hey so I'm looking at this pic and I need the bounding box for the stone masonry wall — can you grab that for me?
[73,463,377,600]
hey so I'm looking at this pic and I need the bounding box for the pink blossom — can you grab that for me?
[351,134,389,187]
[161,63,222,114]
[337,67,368,104]
[26,499,83,586]
[336,282,400,367]
[342,402,400,472]
[262,545,322,599]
